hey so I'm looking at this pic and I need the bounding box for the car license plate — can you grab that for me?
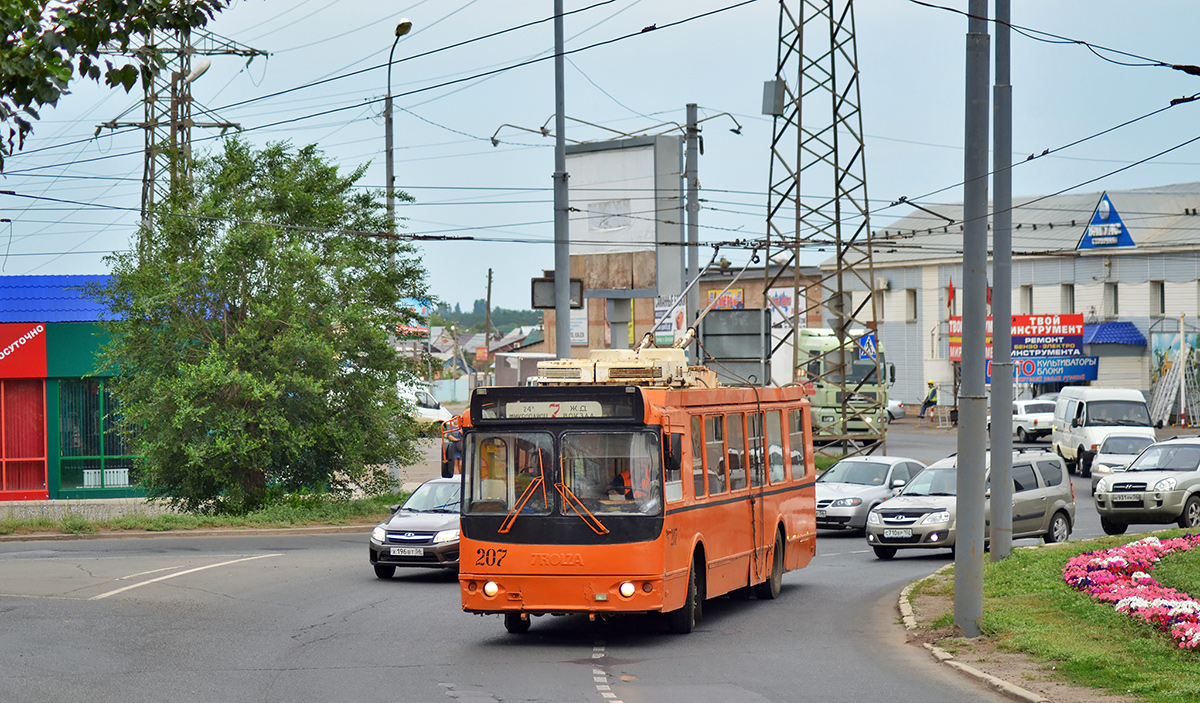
[1112,493,1142,503]
[883,528,912,538]
[390,547,423,557]
[815,509,827,518]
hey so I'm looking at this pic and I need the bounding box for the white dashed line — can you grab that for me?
[591,642,625,703]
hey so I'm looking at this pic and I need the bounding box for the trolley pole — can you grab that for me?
[990,0,1014,561]
[956,0,991,638]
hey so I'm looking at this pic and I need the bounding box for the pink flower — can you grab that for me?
[1062,534,1200,649]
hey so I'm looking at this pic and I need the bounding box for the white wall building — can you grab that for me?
[842,182,1200,406]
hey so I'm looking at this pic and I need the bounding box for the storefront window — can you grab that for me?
[59,379,137,490]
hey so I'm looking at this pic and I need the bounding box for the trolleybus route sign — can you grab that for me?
[507,401,605,418]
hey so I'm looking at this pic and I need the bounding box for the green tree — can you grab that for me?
[0,0,233,170]
[89,138,428,514]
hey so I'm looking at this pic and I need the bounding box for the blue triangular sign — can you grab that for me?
[1077,192,1135,249]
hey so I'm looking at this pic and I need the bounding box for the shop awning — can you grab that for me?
[1083,321,1147,346]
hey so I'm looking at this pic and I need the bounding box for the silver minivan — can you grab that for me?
[864,450,1075,559]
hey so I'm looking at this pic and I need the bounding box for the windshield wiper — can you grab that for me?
[499,477,545,533]
[554,482,609,535]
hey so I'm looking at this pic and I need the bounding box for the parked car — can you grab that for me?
[1089,434,1155,494]
[864,449,1075,559]
[369,477,461,578]
[987,399,1056,442]
[886,399,906,423]
[816,456,925,531]
[1093,437,1200,534]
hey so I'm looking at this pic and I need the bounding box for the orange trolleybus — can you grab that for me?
[454,346,816,634]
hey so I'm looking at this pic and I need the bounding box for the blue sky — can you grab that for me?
[3,0,1200,311]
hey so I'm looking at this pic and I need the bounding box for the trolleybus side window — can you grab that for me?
[765,410,785,484]
[788,409,807,479]
[705,415,727,495]
[728,412,747,491]
[748,412,765,488]
[690,416,705,499]
[561,431,663,515]
[465,432,554,515]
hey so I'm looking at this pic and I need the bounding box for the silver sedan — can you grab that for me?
[816,456,927,531]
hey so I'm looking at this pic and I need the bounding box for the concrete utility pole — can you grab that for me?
[552,0,571,359]
[685,104,700,361]
[956,0,991,638]
[990,0,1014,561]
[485,268,494,342]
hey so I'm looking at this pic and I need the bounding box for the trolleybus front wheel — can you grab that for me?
[666,559,703,634]
[504,613,531,634]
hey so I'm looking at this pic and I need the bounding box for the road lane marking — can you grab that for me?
[89,553,283,600]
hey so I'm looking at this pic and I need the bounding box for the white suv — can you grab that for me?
[1093,437,1200,535]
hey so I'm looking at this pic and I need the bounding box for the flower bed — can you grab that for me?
[1063,534,1200,649]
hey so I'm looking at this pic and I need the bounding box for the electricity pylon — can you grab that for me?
[98,28,264,220]
[762,0,884,456]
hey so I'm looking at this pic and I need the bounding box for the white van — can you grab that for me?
[1052,387,1157,478]
[400,384,452,425]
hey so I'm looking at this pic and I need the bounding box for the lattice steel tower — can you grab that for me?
[762,0,884,455]
[98,28,263,220]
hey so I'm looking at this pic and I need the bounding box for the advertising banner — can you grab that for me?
[1010,314,1084,358]
[653,295,686,346]
[0,322,48,378]
[986,356,1099,383]
[708,288,744,310]
[950,314,1084,361]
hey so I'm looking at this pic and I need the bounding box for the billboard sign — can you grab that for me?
[1077,192,1135,249]
[950,314,1084,361]
[987,356,1099,384]
[1011,314,1084,358]
[0,323,47,378]
[708,288,744,310]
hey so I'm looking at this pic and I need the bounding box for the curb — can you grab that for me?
[899,565,1050,703]
[0,523,374,543]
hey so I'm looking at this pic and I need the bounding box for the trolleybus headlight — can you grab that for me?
[371,526,386,542]
[619,582,636,598]
[483,581,499,597]
[642,582,653,593]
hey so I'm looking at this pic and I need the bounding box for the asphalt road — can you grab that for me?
[0,418,1167,702]
[0,531,1010,703]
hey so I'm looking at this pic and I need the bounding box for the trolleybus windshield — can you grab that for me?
[464,430,663,519]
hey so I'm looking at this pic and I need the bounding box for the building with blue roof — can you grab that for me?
[0,275,136,502]
[827,182,1200,411]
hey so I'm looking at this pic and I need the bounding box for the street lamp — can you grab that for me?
[385,18,413,232]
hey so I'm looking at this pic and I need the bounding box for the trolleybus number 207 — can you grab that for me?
[454,367,817,636]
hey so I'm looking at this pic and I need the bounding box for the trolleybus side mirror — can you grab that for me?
[888,363,896,385]
[665,432,683,476]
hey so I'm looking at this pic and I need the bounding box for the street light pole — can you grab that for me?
[385,18,413,233]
